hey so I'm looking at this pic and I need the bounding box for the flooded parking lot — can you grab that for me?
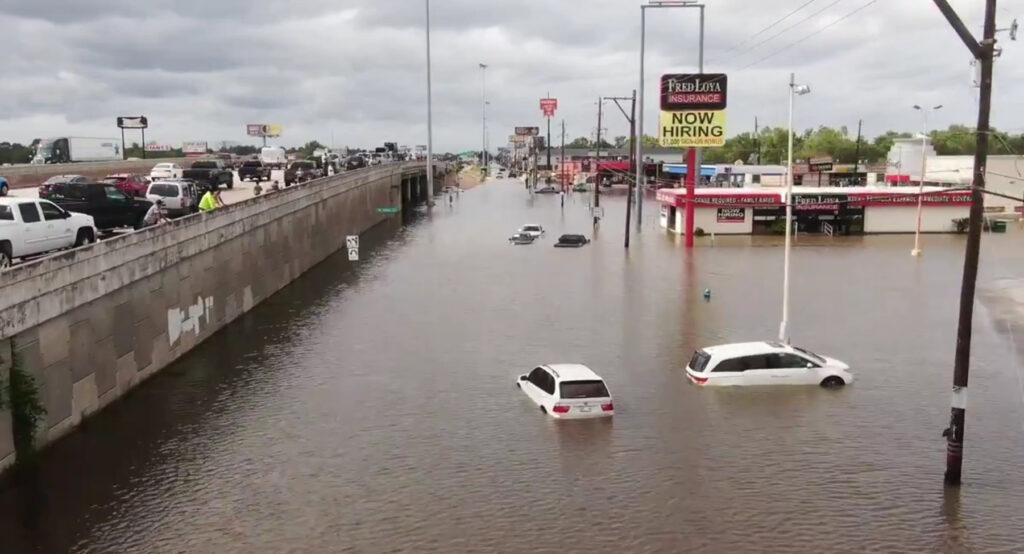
[2,178,1024,553]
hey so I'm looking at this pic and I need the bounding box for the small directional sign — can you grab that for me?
[377,207,400,214]
[346,235,359,261]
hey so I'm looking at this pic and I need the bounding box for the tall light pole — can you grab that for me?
[911,103,943,256]
[779,73,811,344]
[424,0,435,207]
[479,63,488,168]
[636,0,705,230]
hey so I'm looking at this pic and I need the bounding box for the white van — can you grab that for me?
[260,146,287,169]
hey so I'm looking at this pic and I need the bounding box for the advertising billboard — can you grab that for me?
[246,124,283,137]
[182,141,208,156]
[659,110,727,147]
[660,74,728,111]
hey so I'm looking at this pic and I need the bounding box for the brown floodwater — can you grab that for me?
[2,180,1024,553]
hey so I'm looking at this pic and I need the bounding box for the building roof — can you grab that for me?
[545,363,602,381]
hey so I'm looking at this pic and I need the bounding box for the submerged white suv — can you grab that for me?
[685,341,853,388]
[517,364,614,419]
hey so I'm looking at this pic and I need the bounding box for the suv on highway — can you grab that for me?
[146,180,200,217]
[103,173,150,197]
[284,161,322,186]
[238,160,272,182]
[1,197,97,269]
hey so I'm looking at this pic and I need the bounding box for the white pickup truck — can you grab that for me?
[0,198,98,270]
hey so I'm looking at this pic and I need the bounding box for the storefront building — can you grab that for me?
[656,187,972,235]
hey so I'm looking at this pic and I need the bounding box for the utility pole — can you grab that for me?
[625,89,636,248]
[547,91,553,171]
[931,0,997,486]
[594,98,603,229]
[852,119,863,185]
[479,63,488,169]
[560,119,566,192]
[425,0,435,207]
[754,116,760,164]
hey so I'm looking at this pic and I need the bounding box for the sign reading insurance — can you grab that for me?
[660,74,728,111]
[659,73,727,148]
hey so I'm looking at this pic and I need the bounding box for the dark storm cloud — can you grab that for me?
[0,0,1022,149]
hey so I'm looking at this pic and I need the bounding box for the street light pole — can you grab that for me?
[911,104,943,256]
[636,0,705,230]
[780,73,810,344]
[480,63,488,168]
[424,0,435,207]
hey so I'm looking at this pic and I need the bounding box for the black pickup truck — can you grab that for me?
[45,182,153,230]
[182,159,234,190]
[238,160,272,181]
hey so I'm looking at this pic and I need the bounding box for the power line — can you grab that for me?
[709,0,821,63]
[717,0,847,66]
[739,0,881,70]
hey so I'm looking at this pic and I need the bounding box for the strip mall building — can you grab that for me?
[656,187,972,235]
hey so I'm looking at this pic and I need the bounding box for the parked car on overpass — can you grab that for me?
[146,180,200,217]
[46,182,154,230]
[182,159,234,190]
[238,160,272,182]
[284,161,322,186]
[38,174,88,199]
[1,197,97,269]
[103,173,150,197]
[0,176,8,197]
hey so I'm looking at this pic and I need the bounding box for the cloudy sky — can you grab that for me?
[1,0,1022,152]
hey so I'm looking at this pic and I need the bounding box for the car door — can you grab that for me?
[523,367,552,408]
[102,185,133,227]
[38,200,74,249]
[15,202,48,256]
[708,356,747,386]
[737,354,775,385]
[770,353,821,385]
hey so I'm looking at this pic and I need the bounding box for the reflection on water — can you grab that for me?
[2,182,1024,553]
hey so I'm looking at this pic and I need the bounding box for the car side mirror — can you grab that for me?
[518,375,528,381]
[61,211,71,219]
[806,363,815,369]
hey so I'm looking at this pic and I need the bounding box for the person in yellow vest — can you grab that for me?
[198,188,223,212]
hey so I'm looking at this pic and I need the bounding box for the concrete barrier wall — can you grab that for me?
[2,158,193,189]
[0,162,431,471]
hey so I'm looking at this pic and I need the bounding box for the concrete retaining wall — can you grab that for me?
[0,162,433,471]
[2,158,193,189]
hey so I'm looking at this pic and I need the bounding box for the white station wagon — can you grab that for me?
[517,364,614,419]
[685,341,853,388]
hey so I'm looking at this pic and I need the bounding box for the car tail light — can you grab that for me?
[601,402,614,411]
[690,375,709,385]
[552,404,571,414]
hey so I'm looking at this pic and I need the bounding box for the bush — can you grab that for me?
[694,227,707,237]
[768,219,788,235]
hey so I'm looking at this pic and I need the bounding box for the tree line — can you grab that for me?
[562,124,1024,165]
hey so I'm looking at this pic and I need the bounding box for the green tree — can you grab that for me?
[568,137,591,148]
[613,135,628,148]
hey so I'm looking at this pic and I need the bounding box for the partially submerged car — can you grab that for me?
[554,234,589,248]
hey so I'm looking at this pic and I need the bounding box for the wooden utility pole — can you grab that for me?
[932,0,997,486]
[754,116,760,164]
[852,119,863,185]
[560,120,566,192]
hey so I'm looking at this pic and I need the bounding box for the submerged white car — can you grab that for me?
[518,224,544,238]
[517,364,614,419]
[685,341,853,388]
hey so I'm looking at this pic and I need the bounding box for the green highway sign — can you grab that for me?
[377,207,400,214]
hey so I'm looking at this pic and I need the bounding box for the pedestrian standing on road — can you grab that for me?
[560,190,565,208]
[142,199,167,228]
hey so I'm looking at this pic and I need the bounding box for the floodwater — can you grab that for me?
[3,178,1024,553]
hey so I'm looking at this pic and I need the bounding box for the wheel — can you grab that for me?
[0,243,12,269]
[0,182,8,197]
[74,228,95,247]
[820,376,846,388]
[226,179,234,190]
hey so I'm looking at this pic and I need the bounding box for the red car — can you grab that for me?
[103,173,150,197]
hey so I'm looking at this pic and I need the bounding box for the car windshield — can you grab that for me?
[792,346,827,365]
[522,225,541,232]
[291,162,313,169]
[689,349,712,373]
[559,380,609,399]
[155,164,171,169]
[43,175,76,185]
[242,161,261,167]
[149,184,179,197]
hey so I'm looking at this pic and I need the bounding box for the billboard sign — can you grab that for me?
[809,156,834,172]
[182,141,208,156]
[540,98,558,117]
[660,74,728,111]
[515,126,540,136]
[144,142,171,152]
[117,116,148,129]
[716,208,746,223]
[246,124,283,137]
[659,110,726,147]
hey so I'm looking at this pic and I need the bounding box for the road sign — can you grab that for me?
[377,207,400,214]
[246,123,283,137]
[117,116,148,129]
[515,126,540,136]
[144,142,171,152]
[660,74,728,111]
[182,141,208,156]
[346,235,359,249]
[659,110,727,147]
[809,157,834,172]
[348,248,359,261]
[540,98,558,117]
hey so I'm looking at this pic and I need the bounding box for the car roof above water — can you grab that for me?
[701,341,792,358]
[543,363,602,381]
